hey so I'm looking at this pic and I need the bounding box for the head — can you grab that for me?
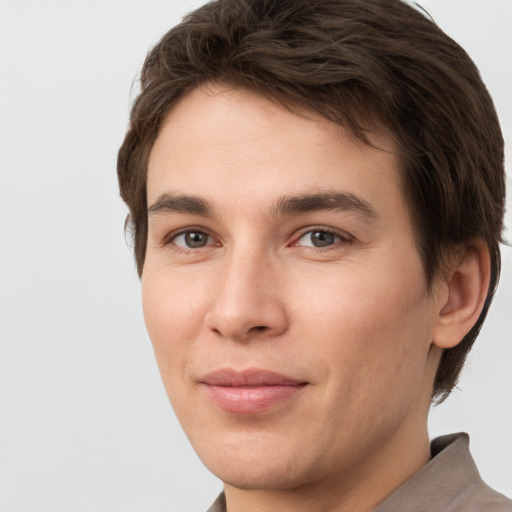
[118,0,505,402]
[117,0,505,494]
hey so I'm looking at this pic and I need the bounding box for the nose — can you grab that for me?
[205,250,289,342]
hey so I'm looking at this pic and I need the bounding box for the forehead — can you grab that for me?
[147,85,407,223]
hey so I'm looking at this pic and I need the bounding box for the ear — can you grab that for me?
[432,242,491,349]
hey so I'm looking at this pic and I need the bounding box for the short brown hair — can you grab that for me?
[117,0,505,401]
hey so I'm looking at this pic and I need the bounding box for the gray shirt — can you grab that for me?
[207,433,512,511]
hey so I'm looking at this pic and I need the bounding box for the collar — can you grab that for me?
[207,433,511,512]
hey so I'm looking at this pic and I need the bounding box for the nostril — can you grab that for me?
[253,326,268,332]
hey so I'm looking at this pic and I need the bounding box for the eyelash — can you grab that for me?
[292,227,352,250]
[163,227,218,252]
[163,226,353,252]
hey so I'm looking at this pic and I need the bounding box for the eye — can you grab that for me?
[172,230,214,249]
[295,229,345,248]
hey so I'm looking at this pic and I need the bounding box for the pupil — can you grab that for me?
[185,232,207,248]
[311,231,334,247]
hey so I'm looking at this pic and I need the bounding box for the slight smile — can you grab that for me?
[200,368,309,414]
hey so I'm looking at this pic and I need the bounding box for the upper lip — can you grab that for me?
[200,368,306,387]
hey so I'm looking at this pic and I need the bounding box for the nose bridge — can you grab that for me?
[206,241,287,341]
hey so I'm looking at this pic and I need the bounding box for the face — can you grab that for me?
[143,86,443,492]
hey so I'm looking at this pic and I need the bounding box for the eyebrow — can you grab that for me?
[147,191,378,220]
[272,191,378,219]
[148,194,213,217]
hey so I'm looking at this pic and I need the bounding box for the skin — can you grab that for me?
[142,85,489,512]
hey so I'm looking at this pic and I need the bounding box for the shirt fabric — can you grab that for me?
[207,433,512,511]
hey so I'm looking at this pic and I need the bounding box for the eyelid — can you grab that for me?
[291,226,353,248]
[159,225,352,251]
[163,226,220,250]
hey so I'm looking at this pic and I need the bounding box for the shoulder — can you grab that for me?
[433,434,512,511]
[375,433,512,512]
[450,481,512,512]
[206,492,226,512]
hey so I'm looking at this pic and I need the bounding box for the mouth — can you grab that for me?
[199,368,308,414]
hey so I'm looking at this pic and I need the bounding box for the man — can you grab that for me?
[117,0,511,510]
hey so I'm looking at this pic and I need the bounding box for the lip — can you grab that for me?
[199,368,308,413]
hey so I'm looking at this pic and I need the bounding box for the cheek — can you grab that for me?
[342,278,434,414]
[295,264,434,390]
[141,268,206,381]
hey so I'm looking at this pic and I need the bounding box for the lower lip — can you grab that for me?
[202,384,306,413]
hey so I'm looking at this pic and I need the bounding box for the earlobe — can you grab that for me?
[432,243,491,349]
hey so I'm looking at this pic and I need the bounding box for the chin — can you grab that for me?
[209,462,308,491]
[196,436,321,491]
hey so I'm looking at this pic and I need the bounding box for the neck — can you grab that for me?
[224,423,431,512]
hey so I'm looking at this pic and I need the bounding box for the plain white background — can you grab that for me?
[0,1,510,511]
